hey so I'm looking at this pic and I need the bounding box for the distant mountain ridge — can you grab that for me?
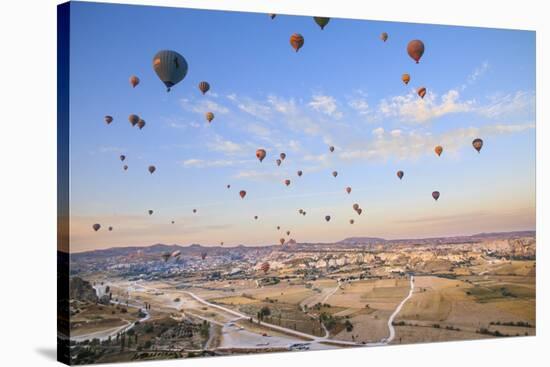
[72,230,535,259]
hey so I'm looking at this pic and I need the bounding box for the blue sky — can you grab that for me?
[67,2,536,251]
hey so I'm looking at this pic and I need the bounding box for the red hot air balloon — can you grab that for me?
[407,40,425,63]
[284,179,291,186]
[261,262,270,273]
[417,87,427,99]
[256,149,266,162]
[290,33,304,52]
[397,170,404,180]
[432,191,440,201]
[239,190,247,199]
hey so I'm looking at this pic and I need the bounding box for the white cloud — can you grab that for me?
[181,98,229,115]
[233,170,282,182]
[462,61,489,90]
[378,89,474,123]
[206,135,247,155]
[372,127,385,137]
[227,94,272,119]
[181,158,251,168]
[308,95,342,119]
[478,91,535,119]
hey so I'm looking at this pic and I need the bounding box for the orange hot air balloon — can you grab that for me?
[129,75,140,88]
[148,210,153,215]
[276,159,282,167]
[329,146,335,153]
[434,145,443,157]
[205,112,214,123]
[349,219,354,224]
[432,191,440,201]
[120,155,126,162]
[193,209,197,213]
[104,115,113,124]
[401,73,410,85]
[148,165,156,174]
[286,230,291,236]
[129,114,140,126]
[279,238,285,245]
[239,190,246,199]
[290,33,304,52]
[397,170,404,180]
[356,208,363,215]
[417,87,427,99]
[297,170,303,177]
[256,149,266,162]
[261,262,270,273]
[472,138,484,153]
[137,119,146,130]
[332,171,338,178]
[123,165,128,171]
[280,152,286,160]
[380,32,388,42]
[284,179,291,186]
[198,81,210,95]
[325,215,331,222]
[353,203,359,211]
[346,187,351,194]
[407,40,425,63]
[92,223,101,232]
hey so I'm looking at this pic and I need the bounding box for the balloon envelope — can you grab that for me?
[417,87,427,99]
[198,81,210,95]
[152,50,188,92]
[402,74,410,85]
[346,187,351,194]
[129,75,140,88]
[314,17,330,30]
[472,138,484,153]
[407,40,425,63]
[104,115,113,124]
[297,170,303,177]
[239,190,246,199]
[397,170,404,180]
[380,32,388,42]
[205,112,214,123]
[256,149,266,162]
[129,114,140,126]
[290,33,304,52]
[148,165,156,174]
[432,191,440,201]
[325,215,331,222]
[92,223,101,231]
[434,145,443,157]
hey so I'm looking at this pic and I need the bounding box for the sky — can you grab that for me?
[67,1,536,252]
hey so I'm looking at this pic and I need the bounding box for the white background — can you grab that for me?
[0,0,546,366]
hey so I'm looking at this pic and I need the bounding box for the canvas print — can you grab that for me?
[57,1,536,365]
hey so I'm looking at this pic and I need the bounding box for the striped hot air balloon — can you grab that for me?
[198,81,210,95]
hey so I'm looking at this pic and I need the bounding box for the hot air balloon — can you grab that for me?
[120,155,126,162]
[104,115,113,124]
[297,170,303,177]
[201,252,207,260]
[402,73,410,85]
[284,179,291,186]
[198,81,210,95]
[346,187,352,194]
[148,210,153,215]
[239,190,246,199]
[129,75,140,88]
[171,220,175,224]
[129,114,140,126]
[417,87,427,99]
[137,119,146,130]
[314,17,330,30]
[472,138,484,153]
[269,14,276,19]
[432,191,440,201]
[193,209,197,213]
[227,184,231,189]
[302,211,307,216]
[277,226,281,230]
[205,112,214,123]
[220,241,224,246]
[152,50,188,92]
[276,159,282,167]
[279,238,285,245]
[325,215,331,222]
[332,171,338,178]
[256,149,266,162]
[434,145,443,157]
[161,252,171,262]
[123,165,128,171]
[148,165,156,174]
[329,146,335,153]
[380,32,388,42]
[290,33,304,52]
[353,203,359,211]
[260,262,270,274]
[286,230,291,236]
[92,223,101,232]
[108,226,113,231]
[356,208,363,215]
[298,209,304,214]
[407,40,425,64]
[397,170,404,180]
[349,219,354,224]
[280,152,286,160]
[254,215,258,220]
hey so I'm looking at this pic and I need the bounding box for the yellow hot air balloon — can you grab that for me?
[401,73,410,85]
[205,112,214,123]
